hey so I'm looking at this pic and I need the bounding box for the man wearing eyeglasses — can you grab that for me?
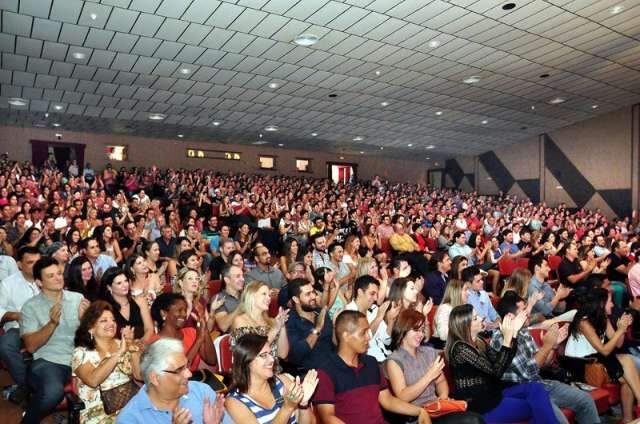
[117,338,224,423]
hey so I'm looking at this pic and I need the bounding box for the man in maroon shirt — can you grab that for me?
[314,310,430,424]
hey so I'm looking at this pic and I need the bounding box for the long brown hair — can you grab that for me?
[444,304,474,361]
[501,268,531,298]
[390,309,425,351]
[230,333,275,393]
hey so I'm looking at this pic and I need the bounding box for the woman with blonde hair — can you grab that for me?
[355,256,389,306]
[230,281,289,361]
[175,267,222,330]
[433,279,469,346]
[343,234,360,266]
[501,268,545,323]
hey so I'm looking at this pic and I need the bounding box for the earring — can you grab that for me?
[89,331,94,341]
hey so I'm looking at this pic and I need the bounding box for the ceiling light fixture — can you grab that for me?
[54,105,64,111]
[89,13,97,20]
[360,151,364,154]
[502,3,516,10]
[212,121,221,126]
[435,111,443,116]
[426,157,430,160]
[530,105,535,110]
[8,97,27,106]
[278,143,284,147]
[463,75,481,84]
[428,40,441,48]
[294,33,319,47]
[548,97,567,105]
[268,82,279,89]
[71,52,86,60]
[177,134,184,138]
[407,143,413,147]
[353,136,363,141]
[380,101,389,107]
[426,145,436,149]
[52,123,61,127]
[311,132,318,137]
[179,68,190,74]
[264,125,278,132]
[380,146,384,150]
[591,104,599,109]
[44,113,49,118]
[609,5,624,14]
[148,113,166,120]
[481,120,488,124]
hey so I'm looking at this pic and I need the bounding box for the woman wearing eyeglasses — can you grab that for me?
[225,333,318,424]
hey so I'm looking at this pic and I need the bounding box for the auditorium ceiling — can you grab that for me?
[1,0,639,160]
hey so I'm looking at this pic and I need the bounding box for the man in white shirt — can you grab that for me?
[0,254,19,281]
[0,246,41,401]
[345,275,400,362]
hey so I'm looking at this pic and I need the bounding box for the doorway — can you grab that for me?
[52,146,73,173]
[328,163,357,184]
[428,169,443,189]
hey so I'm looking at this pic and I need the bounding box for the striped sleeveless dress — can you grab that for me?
[227,379,297,423]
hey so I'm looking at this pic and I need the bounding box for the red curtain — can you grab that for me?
[30,140,85,169]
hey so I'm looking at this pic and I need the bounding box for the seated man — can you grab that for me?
[0,246,41,403]
[491,292,599,424]
[21,257,89,424]
[117,338,223,423]
[286,278,334,372]
[245,245,286,291]
[464,266,500,329]
[527,255,572,318]
[558,242,594,287]
[213,264,245,333]
[423,251,451,305]
[314,310,430,424]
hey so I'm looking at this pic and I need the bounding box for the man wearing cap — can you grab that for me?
[0,246,41,404]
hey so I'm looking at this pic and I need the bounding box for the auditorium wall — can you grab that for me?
[445,104,640,218]
[0,125,428,184]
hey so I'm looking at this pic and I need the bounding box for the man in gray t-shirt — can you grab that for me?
[20,257,89,424]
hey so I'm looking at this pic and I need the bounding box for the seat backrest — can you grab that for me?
[214,334,233,375]
[498,258,517,277]
[208,280,223,298]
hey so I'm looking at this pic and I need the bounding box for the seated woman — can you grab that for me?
[314,267,342,321]
[142,239,168,301]
[446,304,559,423]
[566,288,640,422]
[150,293,218,375]
[433,279,469,348]
[225,333,318,424]
[174,267,222,330]
[99,267,154,342]
[501,268,545,324]
[388,277,432,317]
[231,281,289,361]
[66,256,100,301]
[72,301,143,423]
[124,253,151,301]
[387,309,484,424]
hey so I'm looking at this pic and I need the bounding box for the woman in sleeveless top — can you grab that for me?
[566,288,640,422]
[225,333,317,424]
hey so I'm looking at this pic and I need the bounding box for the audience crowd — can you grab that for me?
[2,154,640,423]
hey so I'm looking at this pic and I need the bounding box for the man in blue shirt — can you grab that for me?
[527,255,571,318]
[117,338,223,424]
[448,231,474,264]
[464,266,500,329]
[424,251,451,305]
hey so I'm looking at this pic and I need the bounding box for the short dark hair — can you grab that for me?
[33,257,59,281]
[178,249,198,267]
[430,250,448,267]
[80,236,99,250]
[453,231,465,241]
[495,291,524,319]
[288,278,313,301]
[461,266,481,283]
[150,292,186,329]
[328,242,342,255]
[17,245,41,261]
[528,254,546,274]
[334,310,366,345]
[354,275,379,299]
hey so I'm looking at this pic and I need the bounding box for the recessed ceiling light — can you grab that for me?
[311,132,318,137]
[609,5,624,14]
[252,140,268,145]
[548,97,567,105]
[148,113,166,120]
[264,125,278,132]
[8,97,27,106]
[54,105,64,111]
[179,68,190,75]
[591,104,599,109]
[426,145,436,149]
[380,146,384,150]
[481,120,489,124]
[353,136,364,141]
[380,101,389,107]
[268,82,279,89]
[212,121,221,126]
[462,75,481,84]
[52,123,61,127]
[530,105,536,110]
[502,3,516,10]
[177,134,184,138]
[407,143,413,147]
[426,157,430,160]
[71,52,86,60]
[294,33,319,47]
[44,113,49,118]
[375,70,381,76]
[435,111,443,116]
[89,13,97,20]
[539,73,550,78]
[360,151,364,154]
[278,143,284,147]
[428,40,441,48]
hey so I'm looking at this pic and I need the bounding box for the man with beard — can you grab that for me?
[286,278,334,372]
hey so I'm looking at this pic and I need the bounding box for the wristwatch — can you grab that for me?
[311,328,320,336]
